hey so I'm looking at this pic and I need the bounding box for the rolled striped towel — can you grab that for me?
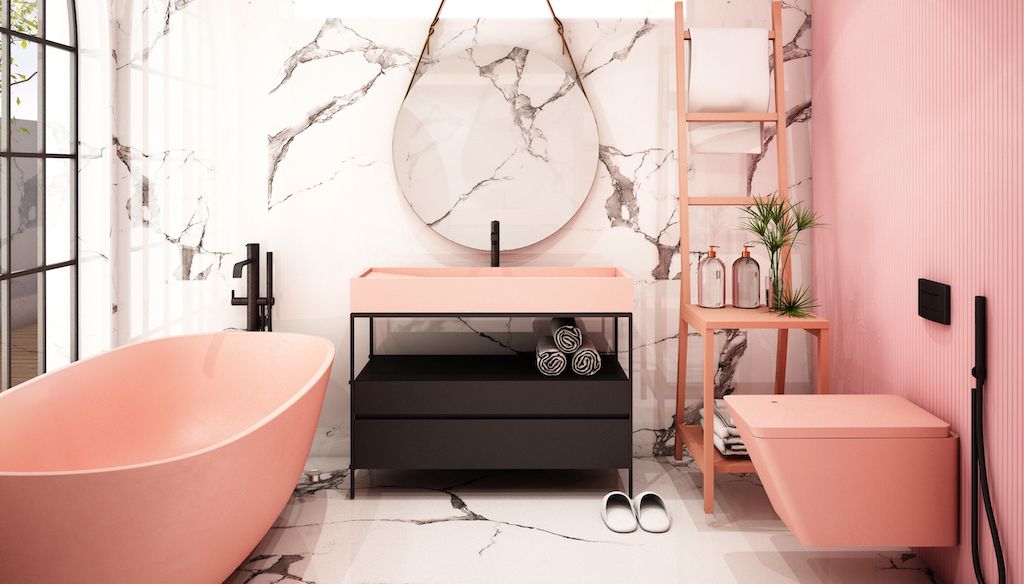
[571,338,602,376]
[550,317,584,353]
[536,336,567,376]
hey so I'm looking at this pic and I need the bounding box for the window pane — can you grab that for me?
[45,158,71,263]
[1,0,7,29]
[0,279,6,389]
[10,157,40,272]
[10,0,39,37]
[0,158,7,273]
[45,266,72,370]
[45,46,74,154]
[46,0,73,46]
[10,272,40,386]
[10,37,42,152]
[1,34,7,152]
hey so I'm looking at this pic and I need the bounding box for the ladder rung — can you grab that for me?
[683,31,777,40]
[686,113,779,122]
[688,196,757,206]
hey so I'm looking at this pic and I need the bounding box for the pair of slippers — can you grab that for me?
[601,491,671,533]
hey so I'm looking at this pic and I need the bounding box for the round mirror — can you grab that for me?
[393,46,599,251]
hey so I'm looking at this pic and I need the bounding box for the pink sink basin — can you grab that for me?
[351,267,634,313]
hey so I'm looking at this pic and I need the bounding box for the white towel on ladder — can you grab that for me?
[688,27,770,154]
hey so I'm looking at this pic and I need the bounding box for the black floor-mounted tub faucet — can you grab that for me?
[231,243,275,331]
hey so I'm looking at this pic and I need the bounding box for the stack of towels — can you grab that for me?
[699,399,747,457]
[535,317,602,377]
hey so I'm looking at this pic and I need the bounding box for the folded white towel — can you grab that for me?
[713,433,748,456]
[699,406,742,439]
[699,413,744,444]
[688,27,770,154]
[713,399,738,428]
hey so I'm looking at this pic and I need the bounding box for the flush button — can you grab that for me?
[919,279,951,325]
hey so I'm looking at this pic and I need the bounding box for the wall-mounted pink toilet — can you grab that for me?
[725,394,958,547]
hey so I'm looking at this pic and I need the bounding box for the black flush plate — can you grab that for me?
[919,279,951,325]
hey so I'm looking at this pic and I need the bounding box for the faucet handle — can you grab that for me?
[230,290,247,306]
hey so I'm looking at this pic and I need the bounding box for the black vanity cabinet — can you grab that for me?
[348,313,634,498]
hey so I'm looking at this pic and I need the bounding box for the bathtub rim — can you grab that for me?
[0,331,336,478]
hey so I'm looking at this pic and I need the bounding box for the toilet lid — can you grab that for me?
[723,395,951,439]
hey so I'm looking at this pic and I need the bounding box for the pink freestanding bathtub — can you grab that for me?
[0,332,335,584]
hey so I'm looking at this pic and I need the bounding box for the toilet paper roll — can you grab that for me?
[688,27,770,154]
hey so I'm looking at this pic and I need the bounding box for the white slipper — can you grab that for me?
[633,491,671,533]
[601,491,638,533]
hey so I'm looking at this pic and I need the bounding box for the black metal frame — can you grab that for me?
[0,0,78,390]
[348,312,634,499]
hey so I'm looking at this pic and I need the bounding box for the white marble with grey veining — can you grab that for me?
[224,458,937,584]
[104,0,816,459]
[394,45,599,251]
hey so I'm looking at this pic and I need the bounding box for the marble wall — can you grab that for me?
[93,0,813,460]
[78,0,115,360]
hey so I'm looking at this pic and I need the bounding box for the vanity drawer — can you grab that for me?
[352,418,631,470]
[353,354,629,418]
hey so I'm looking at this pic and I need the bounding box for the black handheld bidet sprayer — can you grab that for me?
[971,296,1006,584]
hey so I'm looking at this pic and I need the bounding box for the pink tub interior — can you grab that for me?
[0,332,332,474]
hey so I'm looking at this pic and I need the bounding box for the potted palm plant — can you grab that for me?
[739,194,823,317]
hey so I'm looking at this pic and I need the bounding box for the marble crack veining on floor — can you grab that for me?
[226,460,939,584]
[273,481,622,547]
[234,554,313,584]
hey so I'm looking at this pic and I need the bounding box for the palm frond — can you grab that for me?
[774,286,819,318]
[792,202,825,234]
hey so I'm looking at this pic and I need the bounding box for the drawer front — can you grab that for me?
[352,418,630,470]
[353,379,630,418]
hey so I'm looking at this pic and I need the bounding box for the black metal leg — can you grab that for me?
[628,461,634,498]
[613,317,619,356]
[628,314,633,498]
[349,314,356,500]
[368,316,375,357]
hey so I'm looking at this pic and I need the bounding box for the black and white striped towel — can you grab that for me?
[571,338,602,376]
[550,317,584,353]
[536,336,567,376]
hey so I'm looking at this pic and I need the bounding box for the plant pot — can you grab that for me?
[765,275,783,310]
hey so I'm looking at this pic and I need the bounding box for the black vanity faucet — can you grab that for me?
[231,243,275,331]
[490,220,500,268]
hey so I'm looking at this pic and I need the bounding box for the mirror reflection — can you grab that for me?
[393,45,599,251]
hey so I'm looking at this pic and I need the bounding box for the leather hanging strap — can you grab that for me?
[405,0,588,99]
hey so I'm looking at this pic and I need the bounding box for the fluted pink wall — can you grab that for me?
[812,2,1022,582]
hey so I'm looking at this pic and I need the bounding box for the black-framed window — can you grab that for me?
[0,0,77,390]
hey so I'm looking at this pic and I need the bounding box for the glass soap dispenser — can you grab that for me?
[697,245,726,309]
[732,245,761,309]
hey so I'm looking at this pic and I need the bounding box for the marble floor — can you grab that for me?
[225,458,938,584]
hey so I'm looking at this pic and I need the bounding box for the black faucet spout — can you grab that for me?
[232,258,253,279]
